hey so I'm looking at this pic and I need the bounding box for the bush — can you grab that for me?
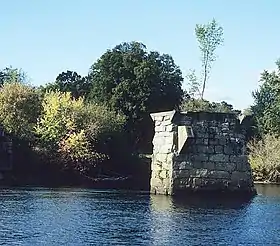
[181,98,241,114]
[248,134,280,182]
[0,82,41,141]
[35,91,84,150]
[59,130,105,172]
[82,103,126,142]
[35,91,126,172]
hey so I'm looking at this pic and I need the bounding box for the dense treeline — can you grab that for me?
[0,42,184,187]
[248,60,280,182]
[0,20,279,186]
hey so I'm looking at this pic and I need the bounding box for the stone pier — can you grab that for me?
[150,110,255,196]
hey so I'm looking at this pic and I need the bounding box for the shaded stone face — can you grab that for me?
[150,111,255,196]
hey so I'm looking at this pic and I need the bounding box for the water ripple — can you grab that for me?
[0,185,279,245]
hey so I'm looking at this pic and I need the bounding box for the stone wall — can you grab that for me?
[150,110,255,196]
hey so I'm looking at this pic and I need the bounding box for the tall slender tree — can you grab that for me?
[187,19,224,99]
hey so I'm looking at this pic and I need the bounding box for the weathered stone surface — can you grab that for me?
[192,161,203,169]
[193,168,208,177]
[209,154,229,162]
[224,145,234,155]
[152,136,165,146]
[165,125,174,132]
[236,161,251,172]
[160,144,174,153]
[173,170,190,178]
[175,161,193,170]
[197,145,214,154]
[150,177,163,187]
[209,170,230,179]
[214,145,223,154]
[196,132,209,138]
[230,155,247,163]
[231,171,250,181]
[193,178,202,186]
[196,138,205,145]
[202,161,215,170]
[155,116,163,121]
[155,120,161,126]
[162,120,172,126]
[215,162,236,172]
[156,131,174,138]
[150,110,255,196]
[159,170,167,179]
[209,139,219,145]
[155,125,165,132]
[190,154,209,162]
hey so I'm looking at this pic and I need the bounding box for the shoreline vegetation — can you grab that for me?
[1,20,280,188]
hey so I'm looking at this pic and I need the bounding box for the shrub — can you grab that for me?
[180,98,241,114]
[35,91,84,150]
[0,82,41,141]
[35,91,125,172]
[59,130,105,172]
[248,134,280,182]
[82,103,126,142]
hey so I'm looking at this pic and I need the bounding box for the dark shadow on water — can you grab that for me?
[150,193,254,211]
[173,194,254,209]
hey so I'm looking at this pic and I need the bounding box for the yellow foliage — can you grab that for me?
[35,91,84,147]
[248,134,280,182]
[59,130,105,165]
[0,82,41,140]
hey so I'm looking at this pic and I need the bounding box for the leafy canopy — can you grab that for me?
[35,91,85,149]
[35,91,125,170]
[88,41,184,118]
[187,19,224,99]
[181,98,240,114]
[252,60,280,135]
[42,70,89,99]
[0,82,41,140]
[0,67,27,85]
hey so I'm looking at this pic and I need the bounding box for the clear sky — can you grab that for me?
[0,0,279,110]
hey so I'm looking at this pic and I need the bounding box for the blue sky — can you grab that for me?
[0,0,279,110]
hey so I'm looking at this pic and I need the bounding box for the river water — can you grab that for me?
[0,184,279,245]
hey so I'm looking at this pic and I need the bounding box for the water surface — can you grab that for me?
[0,185,279,245]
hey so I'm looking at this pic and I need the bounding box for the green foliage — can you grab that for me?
[42,70,90,99]
[0,67,27,85]
[248,134,280,182]
[88,41,183,116]
[0,82,41,140]
[59,130,105,172]
[35,91,125,171]
[186,69,201,98]
[187,19,224,99]
[181,98,240,114]
[252,60,280,136]
[35,91,84,149]
[82,103,126,142]
[88,41,183,151]
[242,107,253,116]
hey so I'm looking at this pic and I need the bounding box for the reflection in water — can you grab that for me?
[0,186,279,245]
[150,193,253,211]
[149,194,253,245]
